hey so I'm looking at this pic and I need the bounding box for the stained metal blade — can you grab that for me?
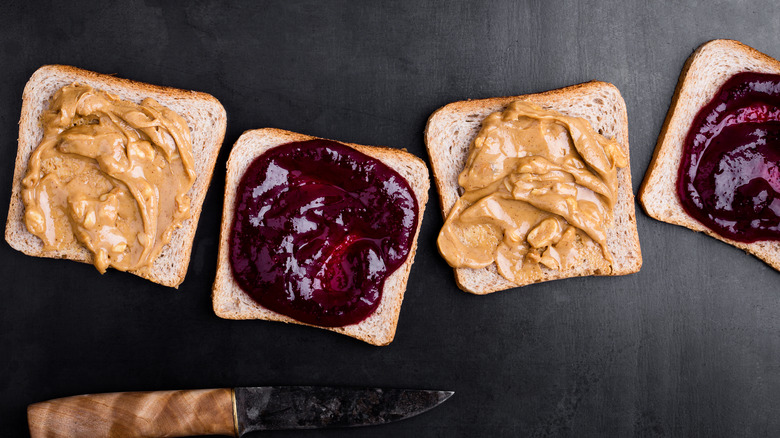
[234,386,453,434]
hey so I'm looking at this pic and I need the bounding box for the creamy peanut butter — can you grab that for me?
[437,101,628,284]
[21,83,196,273]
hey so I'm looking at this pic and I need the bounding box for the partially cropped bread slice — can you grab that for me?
[425,81,642,294]
[212,128,429,346]
[5,65,227,287]
[639,39,780,271]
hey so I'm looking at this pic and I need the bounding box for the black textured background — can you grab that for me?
[2,1,779,437]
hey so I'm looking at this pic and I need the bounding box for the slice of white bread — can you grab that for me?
[5,65,227,288]
[212,128,430,346]
[638,39,780,272]
[425,81,642,294]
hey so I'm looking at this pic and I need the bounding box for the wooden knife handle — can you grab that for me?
[27,388,238,438]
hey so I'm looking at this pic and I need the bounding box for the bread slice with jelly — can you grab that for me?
[212,128,429,346]
[5,65,227,288]
[638,39,780,271]
[425,81,642,294]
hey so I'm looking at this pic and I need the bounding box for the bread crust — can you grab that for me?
[211,128,430,346]
[5,65,227,287]
[425,81,642,294]
[638,39,780,271]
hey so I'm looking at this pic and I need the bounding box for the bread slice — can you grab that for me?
[5,65,227,288]
[425,81,642,294]
[212,128,429,346]
[638,39,780,272]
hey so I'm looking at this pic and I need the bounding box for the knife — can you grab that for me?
[27,386,454,437]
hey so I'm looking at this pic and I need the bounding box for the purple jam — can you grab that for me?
[677,72,780,243]
[229,140,419,327]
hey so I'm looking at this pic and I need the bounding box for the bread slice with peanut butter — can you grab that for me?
[5,65,226,288]
[212,128,429,346]
[425,81,642,294]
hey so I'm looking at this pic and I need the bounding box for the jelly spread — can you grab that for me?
[22,83,196,273]
[677,72,780,242]
[229,140,418,327]
[437,101,627,284]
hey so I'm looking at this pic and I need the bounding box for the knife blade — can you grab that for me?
[27,386,453,437]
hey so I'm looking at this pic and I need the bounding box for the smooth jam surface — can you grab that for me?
[229,140,418,327]
[677,72,780,242]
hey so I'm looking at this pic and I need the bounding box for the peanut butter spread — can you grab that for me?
[21,84,196,273]
[437,101,628,284]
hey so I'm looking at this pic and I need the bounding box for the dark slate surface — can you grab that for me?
[1,1,779,437]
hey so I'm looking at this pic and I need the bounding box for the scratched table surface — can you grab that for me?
[1,1,779,437]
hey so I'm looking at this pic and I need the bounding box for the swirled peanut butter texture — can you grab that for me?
[21,84,196,273]
[437,101,628,284]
